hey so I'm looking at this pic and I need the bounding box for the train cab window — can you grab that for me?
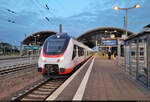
[72,45,77,60]
[43,35,70,55]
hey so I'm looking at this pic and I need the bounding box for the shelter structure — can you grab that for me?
[124,24,150,87]
[20,30,57,56]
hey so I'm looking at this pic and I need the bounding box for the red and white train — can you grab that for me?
[38,33,93,76]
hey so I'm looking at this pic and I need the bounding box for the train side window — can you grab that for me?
[78,46,84,56]
[72,45,77,60]
[78,46,82,56]
[78,46,80,56]
[81,48,84,56]
[82,48,84,56]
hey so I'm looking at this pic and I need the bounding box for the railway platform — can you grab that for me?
[46,54,150,101]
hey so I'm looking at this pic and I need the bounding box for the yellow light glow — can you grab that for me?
[111,34,115,38]
[114,6,120,10]
[135,4,140,8]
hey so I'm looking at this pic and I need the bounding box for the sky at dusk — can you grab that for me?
[0,0,149,45]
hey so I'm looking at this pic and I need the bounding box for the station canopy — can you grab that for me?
[77,27,134,48]
[22,30,57,46]
[22,27,134,48]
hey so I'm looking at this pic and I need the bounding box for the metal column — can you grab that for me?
[147,35,150,88]
[136,39,139,80]
[20,42,23,56]
[129,41,132,75]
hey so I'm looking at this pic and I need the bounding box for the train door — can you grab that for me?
[84,49,86,58]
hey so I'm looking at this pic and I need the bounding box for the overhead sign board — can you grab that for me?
[102,39,117,46]
[24,46,31,50]
[24,46,40,50]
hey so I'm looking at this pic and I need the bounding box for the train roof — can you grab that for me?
[45,33,93,51]
[46,33,71,40]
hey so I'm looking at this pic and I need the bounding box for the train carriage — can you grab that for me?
[38,33,93,77]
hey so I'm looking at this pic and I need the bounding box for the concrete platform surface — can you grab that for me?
[46,55,150,101]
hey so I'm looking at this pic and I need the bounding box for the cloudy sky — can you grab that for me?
[0,0,149,45]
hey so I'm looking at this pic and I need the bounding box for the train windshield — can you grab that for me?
[47,39,65,52]
[43,38,69,55]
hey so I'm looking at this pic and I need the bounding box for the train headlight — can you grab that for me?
[57,56,64,62]
[40,56,47,63]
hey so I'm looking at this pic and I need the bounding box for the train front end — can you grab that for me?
[38,33,72,76]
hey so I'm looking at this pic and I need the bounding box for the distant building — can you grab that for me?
[143,24,150,32]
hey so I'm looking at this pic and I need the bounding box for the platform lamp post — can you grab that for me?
[113,4,140,67]
[96,40,98,52]
[13,41,17,56]
[14,40,21,56]
[113,4,140,39]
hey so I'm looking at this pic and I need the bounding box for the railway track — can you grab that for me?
[0,60,38,81]
[11,77,67,101]
[0,64,36,76]
[0,64,37,81]
[0,55,38,61]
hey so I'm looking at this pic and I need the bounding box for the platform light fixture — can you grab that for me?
[113,4,141,39]
[105,30,108,34]
[113,6,120,10]
[114,30,117,33]
[111,34,115,38]
[134,4,140,8]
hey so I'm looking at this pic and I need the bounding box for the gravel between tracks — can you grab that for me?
[0,70,43,100]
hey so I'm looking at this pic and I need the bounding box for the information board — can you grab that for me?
[102,40,117,46]
[24,46,31,50]
[24,46,40,50]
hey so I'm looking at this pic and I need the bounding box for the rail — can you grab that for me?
[0,55,39,61]
[11,77,67,101]
[0,60,38,81]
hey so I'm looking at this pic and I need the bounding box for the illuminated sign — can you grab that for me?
[24,46,40,50]
[24,46,31,50]
[32,46,39,50]
[102,40,117,46]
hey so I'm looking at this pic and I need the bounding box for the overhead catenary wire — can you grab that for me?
[49,0,65,19]
[31,0,50,26]
[35,0,50,11]
[6,9,16,14]
[34,0,57,24]
[0,7,17,23]
[33,0,53,25]
[45,4,49,10]
[35,0,56,18]
[31,0,45,17]
[8,19,16,24]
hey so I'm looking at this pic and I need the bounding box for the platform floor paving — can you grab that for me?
[47,55,150,101]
